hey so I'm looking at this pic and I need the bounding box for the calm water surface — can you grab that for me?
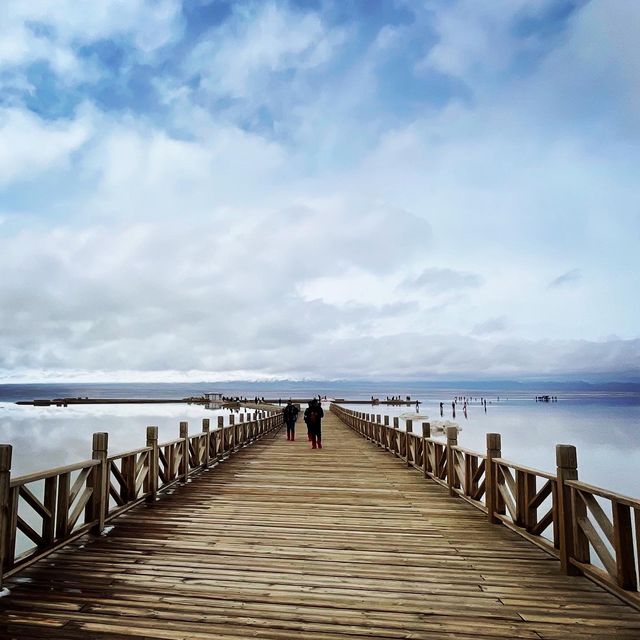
[0,383,638,498]
[346,393,640,498]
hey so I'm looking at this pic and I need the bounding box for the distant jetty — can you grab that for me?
[16,396,420,407]
[17,397,193,406]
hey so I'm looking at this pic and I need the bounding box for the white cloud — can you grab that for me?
[0,1,638,381]
[0,0,183,80]
[420,0,549,77]
[401,268,482,294]
[0,106,92,186]
[83,118,287,218]
[188,2,344,99]
[522,0,640,131]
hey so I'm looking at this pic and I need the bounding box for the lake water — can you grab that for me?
[0,382,638,499]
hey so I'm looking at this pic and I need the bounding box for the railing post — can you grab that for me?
[383,415,389,450]
[90,433,108,533]
[556,444,586,576]
[486,433,501,524]
[405,419,413,467]
[202,419,210,468]
[422,422,430,478]
[613,502,638,590]
[146,427,158,503]
[446,426,458,497]
[180,422,189,483]
[516,470,536,529]
[0,444,12,591]
[393,417,399,455]
[217,416,225,459]
[464,450,477,499]
[229,414,236,451]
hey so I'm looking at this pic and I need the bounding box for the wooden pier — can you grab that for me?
[1,406,640,638]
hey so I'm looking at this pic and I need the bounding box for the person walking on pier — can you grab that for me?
[304,398,324,449]
[283,401,298,441]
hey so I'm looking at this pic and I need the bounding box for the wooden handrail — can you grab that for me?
[10,459,101,487]
[0,409,284,589]
[452,444,487,458]
[158,437,185,447]
[566,479,640,510]
[492,457,557,481]
[330,403,640,610]
[107,446,152,462]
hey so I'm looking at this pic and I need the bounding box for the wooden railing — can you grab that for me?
[0,409,283,588]
[331,403,640,610]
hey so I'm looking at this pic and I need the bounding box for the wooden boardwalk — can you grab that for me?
[2,412,640,639]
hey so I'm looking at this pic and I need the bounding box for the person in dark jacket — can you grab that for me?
[283,401,298,441]
[304,399,324,449]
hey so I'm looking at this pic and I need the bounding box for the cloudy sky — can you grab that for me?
[0,0,638,382]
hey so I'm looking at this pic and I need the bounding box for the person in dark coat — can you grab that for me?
[283,401,298,441]
[304,399,324,449]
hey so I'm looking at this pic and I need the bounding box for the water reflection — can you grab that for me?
[0,403,241,477]
[1,393,639,498]
[344,396,640,498]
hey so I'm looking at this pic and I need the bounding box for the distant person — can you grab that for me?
[439,402,444,417]
[283,401,298,441]
[304,399,324,449]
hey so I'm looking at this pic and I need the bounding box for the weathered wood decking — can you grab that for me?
[2,412,640,639]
